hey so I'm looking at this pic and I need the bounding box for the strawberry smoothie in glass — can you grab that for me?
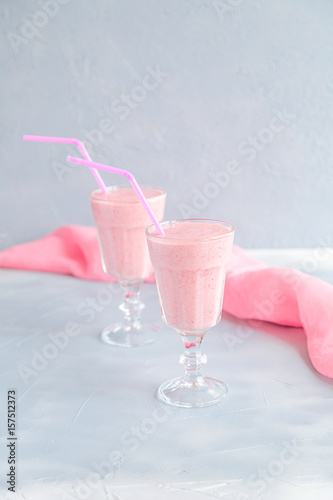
[146,219,234,407]
[90,185,166,347]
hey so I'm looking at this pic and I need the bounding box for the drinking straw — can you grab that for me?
[67,155,165,236]
[23,135,107,193]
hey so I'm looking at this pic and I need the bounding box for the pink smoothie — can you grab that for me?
[90,186,166,283]
[146,221,234,333]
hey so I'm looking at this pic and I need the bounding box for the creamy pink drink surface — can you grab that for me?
[147,221,234,333]
[90,186,166,283]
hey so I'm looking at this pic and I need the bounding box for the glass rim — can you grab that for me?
[146,218,235,242]
[90,184,166,204]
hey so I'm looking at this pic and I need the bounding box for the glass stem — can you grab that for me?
[119,282,145,331]
[179,332,207,385]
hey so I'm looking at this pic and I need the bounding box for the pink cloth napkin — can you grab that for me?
[0,225,332,379]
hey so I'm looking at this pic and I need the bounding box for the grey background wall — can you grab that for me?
[0,0,332,249]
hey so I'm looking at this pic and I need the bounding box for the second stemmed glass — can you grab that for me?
[146,219,234,407]
[90,184,166,347]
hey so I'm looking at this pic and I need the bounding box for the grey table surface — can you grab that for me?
[0,249,333,500]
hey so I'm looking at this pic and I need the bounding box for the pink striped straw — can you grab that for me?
[67,155,165,236]
[23,135,107,193]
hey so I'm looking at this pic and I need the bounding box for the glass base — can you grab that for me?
[101,322,158,347]
[157,376,228,408]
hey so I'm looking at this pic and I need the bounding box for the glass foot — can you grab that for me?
[101,322,159,347]
[157,376,228,408]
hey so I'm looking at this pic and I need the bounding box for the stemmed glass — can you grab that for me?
[146,219,234,407]
[90,184,166,347]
